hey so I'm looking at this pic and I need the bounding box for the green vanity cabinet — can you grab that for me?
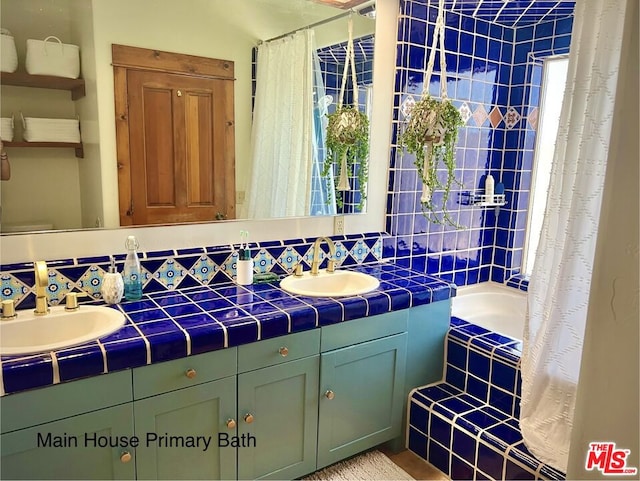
[0,370,135,480]
[133,376,237,480]
[317,313,409,469]
[1,404,136,480]
[132,347,238,481]
[0,300,452,480]
[237,355,320,480]
[237,329,321,480]
[133,329,321,481]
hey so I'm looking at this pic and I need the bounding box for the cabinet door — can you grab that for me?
[237,355,319,480]
[317,333,407,468]
[124,69,235,225]
[134,376,237,480]
[1,404,135,480]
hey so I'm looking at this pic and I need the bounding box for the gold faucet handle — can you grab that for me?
[64,292,89,311]
[294,264,304,277]
[1,299,17,320]
[327,259,336,273]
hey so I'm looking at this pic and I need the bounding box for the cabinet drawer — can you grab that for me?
[0,370,132,433]
[238,329,320,373]
[133,348,236,399]
[321,310,408,352]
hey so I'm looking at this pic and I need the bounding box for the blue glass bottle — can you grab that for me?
[123,235,143,300]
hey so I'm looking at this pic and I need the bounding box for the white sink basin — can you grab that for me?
[0,305,126,356]
[280,269,380,297]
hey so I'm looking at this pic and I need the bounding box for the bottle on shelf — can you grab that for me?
[485,173,495,200]
[123,235,143,301]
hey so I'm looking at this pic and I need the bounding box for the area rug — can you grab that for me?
[303,450,415,480]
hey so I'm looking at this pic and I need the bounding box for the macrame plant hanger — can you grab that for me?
[419,0,448,203]
[335,14,359,192]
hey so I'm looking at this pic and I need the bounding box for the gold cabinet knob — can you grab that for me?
[120,451,132,463]
[185,368,197,379]
[278,346,289,357]
[226,418,237,429]
[325,390,335,400]
[244,413,254,424]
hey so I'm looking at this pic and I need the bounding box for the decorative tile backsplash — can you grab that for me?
[385,0,574,287]
[0,233,386,311]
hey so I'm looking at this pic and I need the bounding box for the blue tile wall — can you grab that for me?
[493,15,574,285]
[386,0,574,288]
[0,233,386,310]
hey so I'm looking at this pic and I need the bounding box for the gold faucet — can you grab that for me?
[34,261,49,315]
[310,237,337,276]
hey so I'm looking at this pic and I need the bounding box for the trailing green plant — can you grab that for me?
[399,94,464,227]
[322,105,369,210]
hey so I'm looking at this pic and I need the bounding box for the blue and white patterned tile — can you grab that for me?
[332,241,349,266]
[189,255,218,285]
[153,258,186,290]
[221,252,239,280]
[78,265,106,299]
[46,270,74,305]
[253,249,275,274]
[303,245,325,267]
[371,238,384,260]
[276,247,301,273]
[349,240,371,263]
[0,273,29,304]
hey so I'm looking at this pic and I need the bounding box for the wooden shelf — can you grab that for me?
[0,72,85,100]
[4,141,84,158]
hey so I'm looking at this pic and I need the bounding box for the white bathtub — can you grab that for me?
[451,282,526,340]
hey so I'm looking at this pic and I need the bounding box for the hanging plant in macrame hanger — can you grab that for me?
[322,15,369,211]
[399,0,464,227]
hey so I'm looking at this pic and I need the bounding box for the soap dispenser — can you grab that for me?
[101,258,124,305]
[123,235,143,300]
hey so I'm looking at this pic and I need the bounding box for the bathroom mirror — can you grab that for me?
[0,0,397,264]
[0,0,376,233]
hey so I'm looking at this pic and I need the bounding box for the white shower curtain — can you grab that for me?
[244,30,315,218]
[520,0,629,473]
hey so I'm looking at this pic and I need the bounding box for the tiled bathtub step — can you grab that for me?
[445,318,524,418]
[449,317,523,365]
[408,382,565,481]
[445,336,523,418]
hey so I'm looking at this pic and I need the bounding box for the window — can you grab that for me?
[523,56,569,275]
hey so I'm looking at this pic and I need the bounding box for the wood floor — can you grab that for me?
[380,446,450,480]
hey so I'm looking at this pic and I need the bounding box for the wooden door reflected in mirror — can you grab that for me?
[113,45,235,226]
